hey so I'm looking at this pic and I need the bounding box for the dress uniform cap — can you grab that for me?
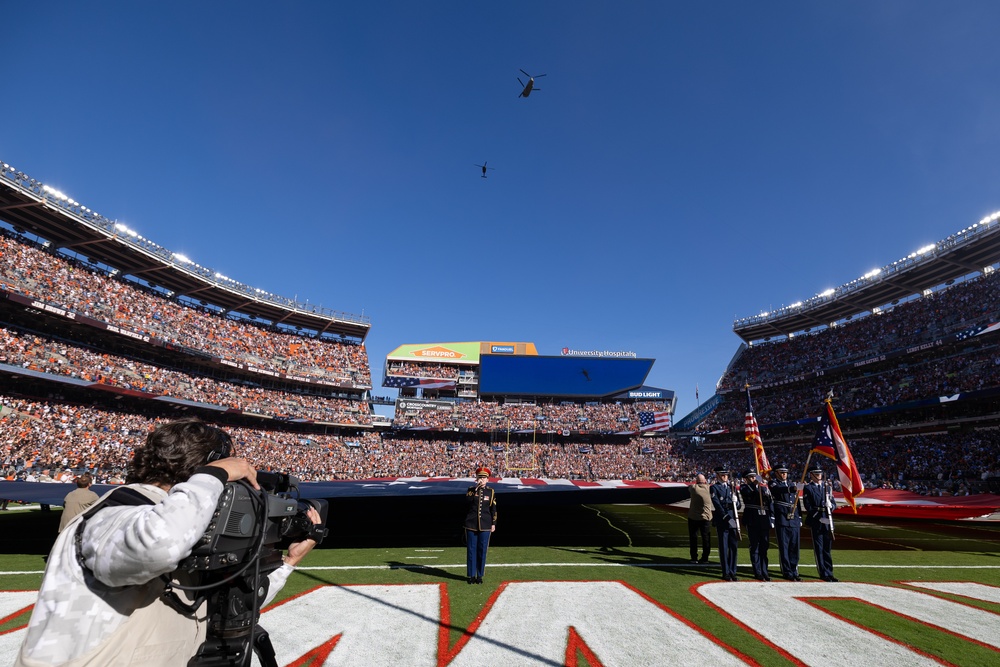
[713,466,729,475]
[475,467,491,478]
[773,463,789,472]
[743,470,757,479]
[807,464,824,474]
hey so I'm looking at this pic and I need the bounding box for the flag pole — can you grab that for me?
[746,383,766,513]
[790,449,813,520]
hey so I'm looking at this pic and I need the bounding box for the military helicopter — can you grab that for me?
[474,162,495,178]
[517,69,546,98]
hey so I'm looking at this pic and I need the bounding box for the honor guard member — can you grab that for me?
[464,467,497,584]
[709,467,743,581]
[768,463,802,580]
[802,464,838,582]
[739,470,773,581]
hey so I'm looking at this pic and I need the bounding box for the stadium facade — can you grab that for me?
[384,340,675,436]
[0,160,682,493]
[672,209,1000,497]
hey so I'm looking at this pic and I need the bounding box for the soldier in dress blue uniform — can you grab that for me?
[802,464,838,582]
[710,467,743,581]
[464,467,497,584]
[768,463,802,581]
[739,470,773,581]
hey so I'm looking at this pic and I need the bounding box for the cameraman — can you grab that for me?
[15,418,322,667]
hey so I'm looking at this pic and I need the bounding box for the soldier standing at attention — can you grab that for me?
[802,464,838,582]
[768,463,802,581]
[710,467,743,581]
[464,467,497,584]
[739,470,773,581]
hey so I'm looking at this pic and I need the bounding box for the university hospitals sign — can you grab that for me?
[561,348,638,358]
[1,580,997,665]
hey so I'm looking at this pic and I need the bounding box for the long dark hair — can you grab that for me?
[127,418,232,487]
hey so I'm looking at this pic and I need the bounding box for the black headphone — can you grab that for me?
[206,428,234,463]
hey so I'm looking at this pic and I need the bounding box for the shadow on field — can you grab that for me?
[0,509,61,554]
[386,560,468,582]
[4,498,999,555]
[276,576,566,666]
[548,545,720,579]
[324,497,642,549]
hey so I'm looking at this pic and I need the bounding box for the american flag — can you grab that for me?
[744,386,771,475]
[383,377,457,390]
[638,411,670,432]
[956,321,1000,341]
[811,398,865,512]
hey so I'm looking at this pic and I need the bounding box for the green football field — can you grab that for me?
[2,503,999,666]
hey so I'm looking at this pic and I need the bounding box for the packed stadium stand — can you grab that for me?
[2,159,999,501]
[0,160,680,493]
[381,341,678,478]
[673,211,1000,495]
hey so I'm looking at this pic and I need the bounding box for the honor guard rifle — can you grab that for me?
[730,479,742,541]
[823,478,835,541]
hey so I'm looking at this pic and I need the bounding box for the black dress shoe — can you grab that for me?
[475,576,483,584]
[467,577,474,584]
[827,576,839,582]
[763,575,771,581]
[793,576,802,581]
[698,558,709,564]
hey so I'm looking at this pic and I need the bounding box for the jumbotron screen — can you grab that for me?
[478,354,655,398]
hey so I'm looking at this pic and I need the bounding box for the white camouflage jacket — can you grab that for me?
[16,471,294,666]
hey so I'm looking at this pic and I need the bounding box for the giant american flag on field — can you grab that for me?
[638,411,670,432]
[744,386,771,476]
[811,398,865,513]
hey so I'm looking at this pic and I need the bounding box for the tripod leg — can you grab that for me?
[253,627,279,667]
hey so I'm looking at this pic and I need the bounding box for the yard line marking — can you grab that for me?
[3,563,1000,577]
[405,557,440,560]
[272,562,1000,572]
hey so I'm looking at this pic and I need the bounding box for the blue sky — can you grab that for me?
[3,2,1000,419]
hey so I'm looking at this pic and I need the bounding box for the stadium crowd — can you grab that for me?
[2,219,1000,501]
[395,399,670,433]
[0,325,370,424]
[386,361,461,380]
[3,396,998,494]
[719,269,1000,393]
[0,230,370,386]
[699,342,1000,432]
[697,269,1000,433]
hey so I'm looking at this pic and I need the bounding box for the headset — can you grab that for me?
[206,427,234,463]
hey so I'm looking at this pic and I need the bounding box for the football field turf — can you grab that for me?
[2,503,999,666]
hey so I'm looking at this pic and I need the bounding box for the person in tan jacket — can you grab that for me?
[58,473,99,532]
[687,473,713,563]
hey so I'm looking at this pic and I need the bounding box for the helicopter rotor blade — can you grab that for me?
[534,74,547,78]
[519,69,531,77]
[517,78,525,86]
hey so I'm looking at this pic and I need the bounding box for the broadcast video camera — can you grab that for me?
[167,471,329,667]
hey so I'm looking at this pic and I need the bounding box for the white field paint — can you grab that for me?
[697,581,1000,667]
[0,581,997,666]
[0,591,36,662]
